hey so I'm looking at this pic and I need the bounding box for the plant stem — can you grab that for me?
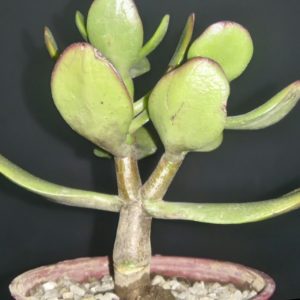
[113,156,152,299]
[142,152,185,201]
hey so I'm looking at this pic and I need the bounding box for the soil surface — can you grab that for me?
[28,274,257,300]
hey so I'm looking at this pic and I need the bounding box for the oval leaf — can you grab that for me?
[87,0,143,75]
[225,81,300,129]
[51,43,133,156]
[149,58,230,154]
[188,21,253,81]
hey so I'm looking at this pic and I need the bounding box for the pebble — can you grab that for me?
[29,274,258,300]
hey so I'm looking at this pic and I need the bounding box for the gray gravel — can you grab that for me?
[28,274,258,300]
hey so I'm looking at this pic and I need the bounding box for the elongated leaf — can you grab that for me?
[168,14,195,70]
[133,127,157,159]
[129,57,151,78]
[87,0,143,74]
[226,81,300,130]
[138,15,170,59]
[44,27,59,59]
[188,21,253,81]
[149,58,230,154]
[75,11,88,41]
[144,188,300,224]
[0,154,121,212]
[51,43,133,156]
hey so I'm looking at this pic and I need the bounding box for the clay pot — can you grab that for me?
[9,256,275,300]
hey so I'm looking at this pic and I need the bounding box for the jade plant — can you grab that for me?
[1,0,300,299]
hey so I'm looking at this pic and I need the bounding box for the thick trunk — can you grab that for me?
[113,203,152,299]
[113,157,152,299]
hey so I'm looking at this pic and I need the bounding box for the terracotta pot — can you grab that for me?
[9,256,275,300]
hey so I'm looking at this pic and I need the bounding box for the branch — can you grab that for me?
[144,189,300,224]
[142,152,184,201]
[225,81,300,130]
[0,154,122,212]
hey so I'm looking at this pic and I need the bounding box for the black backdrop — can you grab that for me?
[0,0,299,299]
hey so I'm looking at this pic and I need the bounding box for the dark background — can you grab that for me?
[0,0,299,299]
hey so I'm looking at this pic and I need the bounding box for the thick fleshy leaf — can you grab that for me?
[188,21,253,81]
[138,15,170,59]
[75,10,88,41]
[225,81,300,129]
[144,188,300,224]
[129,57,151,78]
[93,148,112,159]
[51,43,133,156]
[0,154,121,212]
[168,14,195,70]
[87,0,143,75]
[44,27,59,59]
[149,58,230,154]
[133,127,157,159]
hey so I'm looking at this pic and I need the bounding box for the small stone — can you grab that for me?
[70,284,86,296]
[62,291,74,299]
[151,275,165,286]
[82,295,96,300]
[42,282,57,291]
[103,292,120,300]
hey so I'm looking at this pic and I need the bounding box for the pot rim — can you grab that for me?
[9,256,275,300]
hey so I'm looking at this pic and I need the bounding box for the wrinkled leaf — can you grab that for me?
[168,14,195,70]
[51,43,133,156]
[138,15,170,59]
[75,10,88,41]
[144,188,300,224]
[0,154,121,212]
[188,21,253,81]
[226,81,300,129]
[44,27,59,59]
[129,57,151,78]
[149,58,230,154]
[87,0,143,75]
[132,127,157,159]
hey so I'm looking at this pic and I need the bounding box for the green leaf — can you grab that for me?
[168,13,195,70]
[51,43,133,156]
[132,127,157,159]
[44,26,59,59]
[138,15,170,59]
[87,0,143,75]
[0,154,121,212]
[93,148,112,159]
[226,81,300,130]
[188,21,253,81]
[149,58,230,154]
[144,188,300,224]
[129,57,151,78]
[75,10,88,41]
[133,94,149,116]
[129,110,149,134]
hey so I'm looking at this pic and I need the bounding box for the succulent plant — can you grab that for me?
[1,0,300,299]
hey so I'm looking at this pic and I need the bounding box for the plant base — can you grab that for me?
[9,256,275,300]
